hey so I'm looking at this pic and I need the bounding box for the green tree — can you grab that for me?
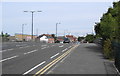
[78,37,84,42]
[51,34,56,41]
[94,1,120,59]
[85,34,95,43]
[1,32,4,37]
[4,33,10,37]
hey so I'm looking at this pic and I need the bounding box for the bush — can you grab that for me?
[103,39,113,59]
[85,34,95,43]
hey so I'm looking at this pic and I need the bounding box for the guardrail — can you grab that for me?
[113,42,120,73]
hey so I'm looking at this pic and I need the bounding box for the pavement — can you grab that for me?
[47,43,118,75]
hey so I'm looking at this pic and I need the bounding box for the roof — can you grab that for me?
[15,33,37,36]
[38,34,54,39]
[57,36,65,39]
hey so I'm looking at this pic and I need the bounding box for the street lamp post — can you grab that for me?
[24,10,42,41]
[56,23,60,39]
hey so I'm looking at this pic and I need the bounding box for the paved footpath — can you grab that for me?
[47,43,118,75]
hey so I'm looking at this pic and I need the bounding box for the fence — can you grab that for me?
[113,42,120,73]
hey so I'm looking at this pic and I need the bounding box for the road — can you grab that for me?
[1,42,77,75]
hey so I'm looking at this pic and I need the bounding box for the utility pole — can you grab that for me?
[24,10,42,41]
[56,23,60,38]
[55,22,61,42]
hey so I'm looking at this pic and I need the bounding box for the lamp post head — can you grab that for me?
[56,22,61,25]
[24,10,42,13]
[24,11,28,12]
[37,11,42,12]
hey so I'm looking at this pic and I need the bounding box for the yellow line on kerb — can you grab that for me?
[33,44,79,76]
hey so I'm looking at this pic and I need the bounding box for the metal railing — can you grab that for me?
[113,42,120,73]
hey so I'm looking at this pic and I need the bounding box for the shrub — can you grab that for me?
[103,39,113,59]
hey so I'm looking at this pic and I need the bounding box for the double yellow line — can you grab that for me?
[34,45,79,76]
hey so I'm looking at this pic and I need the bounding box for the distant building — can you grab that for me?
[65,35,77,42]
[8,36,16,41]
[15,33,37,41]
[57,36,65,43]
[37,34,54,43]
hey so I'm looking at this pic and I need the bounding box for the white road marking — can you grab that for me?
[0,55,19,62]
[23,61,46,75]
[59,45,64,47]
[0,50,7,52]
[41,47,47,49]
[0,49,13,52]
[24,50,38,55]
[16,45,21,46]
[24,46,30,48]
[7,49,13,51]
[50,53,60,59]
[33,45,35,46]
[68,46,72,48]
[41,45,47,47]
[62,48,68,52]
[47,46,49,48]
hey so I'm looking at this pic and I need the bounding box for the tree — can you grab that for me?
[4,33,10,37]
[1,32,4,37]
[78,37,84,42]
[85,34,95,43]
[94,1,120,59]
[51,34,56,41]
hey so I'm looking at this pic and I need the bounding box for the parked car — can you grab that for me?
[63,38,70,43]
[55,40,60,43]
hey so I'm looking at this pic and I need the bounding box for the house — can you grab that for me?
[57,36,65,43]
[37,34,54,43]
[8,36,16,41]
[65,35,77,42]
[15,33,37,41]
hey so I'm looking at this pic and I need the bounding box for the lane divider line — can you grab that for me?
[24,50,38,55]
[23,61,46,75]
[24,46,30,48]
[34,44,79,76]
[68,46,72,48]
[0,55,19,62]
[7,49,13,51]
[59,45,64,47]
[41,45,47,47]
[41,47,47,49]
[16,45,21,46]
[50,53,60,59]
[62,48,68,52]
[33,45,36,46]
[0,50,7,52]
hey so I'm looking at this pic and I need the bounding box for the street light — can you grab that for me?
[56,22,61,38]
[24,10,42,41]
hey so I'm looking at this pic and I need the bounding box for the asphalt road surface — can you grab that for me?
[1,42,76,75]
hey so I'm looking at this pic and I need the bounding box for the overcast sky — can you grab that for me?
[1,0,117,37]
